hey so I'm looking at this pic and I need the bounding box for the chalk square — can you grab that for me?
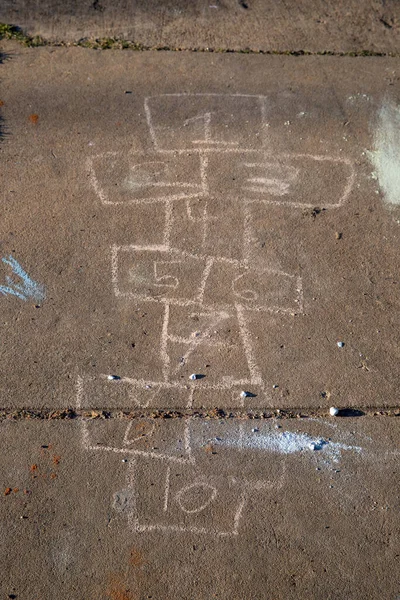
[88,151,205,205]
[114,247,207,304]
[128,458,246,537]
[145,94,266,151]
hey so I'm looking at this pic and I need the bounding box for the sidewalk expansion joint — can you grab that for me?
[0,407,399,422]
[1,24,399,57]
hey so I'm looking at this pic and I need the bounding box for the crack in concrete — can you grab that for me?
[0,25,399,56]
[0,407,399,421]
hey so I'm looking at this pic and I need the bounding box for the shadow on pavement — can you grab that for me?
[0,49,10,142]
[339,408,365,417]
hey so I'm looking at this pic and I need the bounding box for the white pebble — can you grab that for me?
[337,341,345,348]
[273,384,279,389]
[190,374,198,380]
[122,459,128,463]
[330,406,339,416]
[240,390,250,398]
[107,375,120,380]
[252,427,259,433]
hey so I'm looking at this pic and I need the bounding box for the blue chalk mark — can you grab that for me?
[0,255,45,302]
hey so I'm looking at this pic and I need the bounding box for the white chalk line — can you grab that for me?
[82,429,194,465]
[242,200,253,264]
[132,523,239,537]
[163,199,173,248]
[192,141,239,146]
[115,243,297,275]
[163,466,171,512]
[86,373,259,390]
[196,257,214,303]
[113,291,302,314]
[111,245,120,297]
[296,276,304,313]
[168,334,238,350]
[161,303,171,381]
[147,93,269,99]
[235,304,263,386]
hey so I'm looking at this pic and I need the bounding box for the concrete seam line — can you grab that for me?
[0,408,398,421]
[0,24,399,56]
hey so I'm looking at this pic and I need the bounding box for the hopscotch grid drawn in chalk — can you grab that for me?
[80,93,357,537]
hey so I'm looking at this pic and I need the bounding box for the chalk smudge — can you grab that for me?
[214,429,362,464]
[0,255,45,302]
[369,101,400,206]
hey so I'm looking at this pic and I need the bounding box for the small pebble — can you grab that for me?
[107,375,121,380]
[190,374,198,380]
[330,406,340,417]
[337,341,345,348]
[122,459,128,463]
[273,384,279,389]
[240,391,250,398]
[251,427,259,433]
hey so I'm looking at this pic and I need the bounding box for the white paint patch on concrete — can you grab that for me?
[369,101,400,206]
[215,429,362,464]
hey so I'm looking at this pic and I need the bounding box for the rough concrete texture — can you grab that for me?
[0,418,399,599]
[0,43,399,599]
[1,0,400,53]
[0,45,400,410]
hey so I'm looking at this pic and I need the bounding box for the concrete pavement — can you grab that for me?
[0,41,399,599]
[0,418,399,599]
[1,0,400,53]
[1,46,400,410]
